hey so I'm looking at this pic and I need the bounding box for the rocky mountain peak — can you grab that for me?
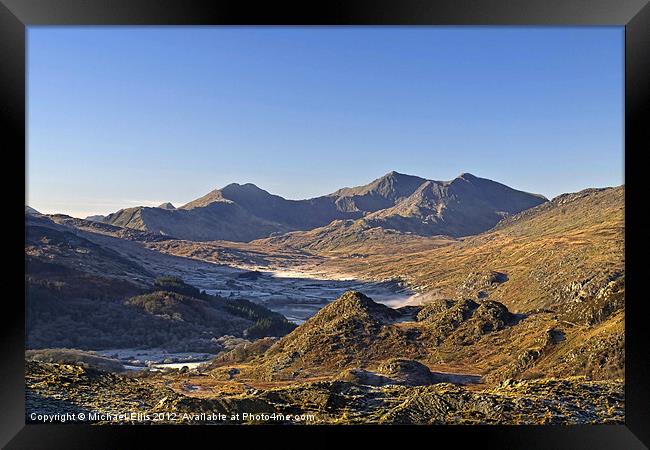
[306,291,402,328]
[157,202,176,210]
[332,171,427,208]
[383,170,411,180]
[221,182,270,197]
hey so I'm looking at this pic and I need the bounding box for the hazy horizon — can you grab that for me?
[27,27,624,218]
[26,168,625,219]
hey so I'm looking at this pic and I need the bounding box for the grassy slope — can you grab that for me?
[327,187,624,314]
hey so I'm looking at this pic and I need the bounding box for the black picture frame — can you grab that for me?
[2,0,648,448]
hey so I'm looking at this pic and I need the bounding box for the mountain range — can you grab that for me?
[98,171,547,242]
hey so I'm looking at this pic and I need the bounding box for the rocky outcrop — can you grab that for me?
[255,292,414,379]
[375,358,441,386]
[456,270,509,299]
[561,272,624,326]
[336,359,443,387]
[417,298,516,346]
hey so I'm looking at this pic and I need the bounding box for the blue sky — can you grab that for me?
[27,27,624,218]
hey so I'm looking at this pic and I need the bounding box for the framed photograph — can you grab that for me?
[2,0,648,447]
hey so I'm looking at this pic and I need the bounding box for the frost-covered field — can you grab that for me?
[69,223,416,325]
[193,269,414,324]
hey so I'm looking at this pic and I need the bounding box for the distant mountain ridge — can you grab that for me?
[362,172,547,237]
[101,171,547,242]
[26,206,41,216]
